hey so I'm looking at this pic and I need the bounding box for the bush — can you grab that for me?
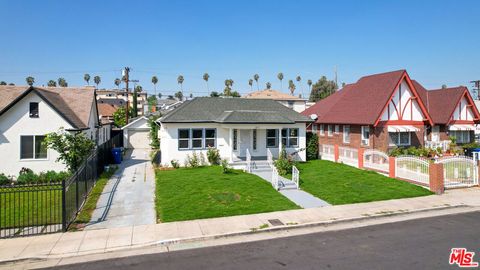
[206,148,221,165]
[274,149,295,175]
[37,170,70,183]
[19,167,33,175]
[171,159,180,169]
[0,174,11,186]
[306,132,319,160]
[389,146,435,157]
[221,159,231,174]
[16,171,38,185]
[185,152,200,168]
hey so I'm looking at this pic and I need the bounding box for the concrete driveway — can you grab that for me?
[85,149,156,230]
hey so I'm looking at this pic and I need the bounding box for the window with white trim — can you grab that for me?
[253,129,257,150]
[319,124,324,136]
[20,135,47,159]
[29,102,39,118]
[450,131,470,144]
[192,129,203,149]
[361,126,370,146]
[343,125,350,143]
[389,132,411,146]
[334,125,340,134]
[266,129,278,148]
[281,128,299,147]
[233,129,238,150]
[327,125,333,137]
[178,128,216,150]
[311,124,317,133]
[205,129,216,148]
[178,129,190,149]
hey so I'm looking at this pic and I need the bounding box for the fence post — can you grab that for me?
[389,156,396,178]
[334,144,339,163]
[61,179,67,232]
[477,160,480,186]
[358,148,364,168]
[429,163,444,194]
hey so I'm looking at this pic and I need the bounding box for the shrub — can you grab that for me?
[199,152,207,166]
[221,159,231,174]
[306,132,319,160]
[0,174,11,186]
[185,152,200,168]
[274,149,295,175]
[37,171,70,183]
[171,159,180,169]
[206,147,221,165]
[16,171,38,185]
[19,167,33,175]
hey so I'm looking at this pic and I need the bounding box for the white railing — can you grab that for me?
[271,166,280,190]
[292,165,300,189]
[395,155,430,186]
[425,140,450,152]
[245,148,252,173]
[363,149,389,173]
[319,144,335,161]
[338,146,358,167]
[267,148,273,168]
[436,156,478,188]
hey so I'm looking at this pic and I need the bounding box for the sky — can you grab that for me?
[0,0,479,97]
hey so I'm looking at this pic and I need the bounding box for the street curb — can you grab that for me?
[0,203,475,266]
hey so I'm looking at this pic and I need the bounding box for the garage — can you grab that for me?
[122,116,153,149]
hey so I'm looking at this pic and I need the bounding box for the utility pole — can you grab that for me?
[470,80,480,100]
[122,67,130,124]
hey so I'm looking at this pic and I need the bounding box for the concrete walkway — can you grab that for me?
[4,187,477,264]
[252,169,330,208]
[85,149,156,230]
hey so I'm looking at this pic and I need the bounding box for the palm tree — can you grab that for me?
[266,82,272,89]
[0,81,7,85]
[158,93,162,99]
[203,73,210,92]
[25,76,35,86]
[248,79,253,91]
[277,73,284,90]
[114,78,121,89]
[47,80,57,87]
[307,79,313,92]
[177,75,184,92]
[84,74,91,85]
[224,79,234,96]
[296,75,302,97]
[288,80,296,95]
[151,76,158,96]
[93,76,101,89]
[58,78,67,87]
[253,74,260,90]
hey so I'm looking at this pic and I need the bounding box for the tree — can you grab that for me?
[84,74,91,85]
[114,78,121,89]
[189,93,193,99]
[248,79,253,91]
[47,80,57,87]
[442,84,447,89]
[113,106,134,127]
[253,74,260,90]
[210,91,220,97]
[133,85,142,117]
[152,76,158,96]
[93,76,101,89]
[309,76,338,102]
[8,83,15,86]
[147,95,157,112]
[307,79,313,92]
[0,81,6,85]
[231,91,241,97]
[224,79,234,96]
[288,80,296,95]
[158,93,163,99]
[296,75,301,83]
[44,129,95,172]
[203,73,210,92]
[26,76,35,86]
[175,91,183,101]
[266,82,272,89]
[277,72,284,90]
[58,78,68,87]
[167,95,175,100]
[177,75,184,92]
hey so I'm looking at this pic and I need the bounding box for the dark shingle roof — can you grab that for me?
[160,97,312,123]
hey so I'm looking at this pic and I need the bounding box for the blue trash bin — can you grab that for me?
[111,148,122,164]
[471,148,480,159]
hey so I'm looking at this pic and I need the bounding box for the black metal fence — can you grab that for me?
[0,133,122,238]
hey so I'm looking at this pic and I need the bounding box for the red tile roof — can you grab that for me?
[98,103,118,117]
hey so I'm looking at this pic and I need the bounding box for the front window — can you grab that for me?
[205,129,216,147]
[20,135,47,159]
[178,128,217,150]
[343,125,350,143]
[29,102,39,118]
[253,129,257,150]
[389,132,411,146]
[178,129,190,149]
[450,131,470,144]
[361,126,370,146]
[319,124,324,136]
[281,128,299,147]
[266,129,278,148]
[327,125,333,136]
[335,125,340,134]
[192,129,203,149]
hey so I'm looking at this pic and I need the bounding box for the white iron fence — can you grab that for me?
[395,155,430,186]
[246,148,252,173]
[436,156,478,188]
[338,146,358,167]
[292,166,300,189]
[267,148,273,168]
[319,144,335,161]
[363,149,389,173]
[271,166,280,190]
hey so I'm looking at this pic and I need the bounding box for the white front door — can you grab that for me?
[239,129,251,157]
[432,125,440,142]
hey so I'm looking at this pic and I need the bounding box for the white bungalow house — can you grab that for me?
[157,97,313,166]
[0,85,107,176]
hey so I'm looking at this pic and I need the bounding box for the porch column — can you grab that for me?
[229,128,233,162]
[278,128,283,155]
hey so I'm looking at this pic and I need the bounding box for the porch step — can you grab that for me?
[278,179,298,190]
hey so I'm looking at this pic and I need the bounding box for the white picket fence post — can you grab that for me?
[267,148,273,169]
[246,148,252,173]
[272,166,279,190]
[292,165,300,189]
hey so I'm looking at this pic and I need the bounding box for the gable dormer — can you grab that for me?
[450,94,476,123]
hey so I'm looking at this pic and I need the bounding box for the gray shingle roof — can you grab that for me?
[160,97,312,124]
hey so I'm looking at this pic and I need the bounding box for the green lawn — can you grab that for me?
[155,166,300,222]
[296,160,433,205]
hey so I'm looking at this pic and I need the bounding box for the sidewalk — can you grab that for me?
[1,188,479,264]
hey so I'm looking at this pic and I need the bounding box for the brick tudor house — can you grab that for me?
[302,70,480,153]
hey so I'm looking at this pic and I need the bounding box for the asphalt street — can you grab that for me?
[45,211,480,270]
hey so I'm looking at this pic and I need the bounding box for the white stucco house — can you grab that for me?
[157,97,313,166]
[0,85,108,176]
[244,89,308,112]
